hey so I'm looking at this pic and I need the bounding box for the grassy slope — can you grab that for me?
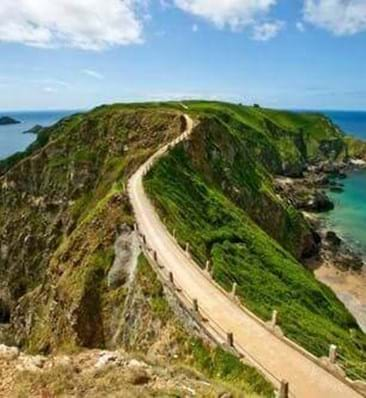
[144,102,366,379]
[183,101,347,166]
[1,100,364,380]
[345,136,366,160]
[0,105,187,351]
[0,103,275,396]
[135,255,274,397]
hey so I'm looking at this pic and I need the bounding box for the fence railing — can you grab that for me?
[171,229,366,392]
[337,352,366,382]
[129,115,366,398]
[138,232,292,398]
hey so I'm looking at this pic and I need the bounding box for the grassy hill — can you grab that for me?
[144,101,366,379]
[0,100,365,390]
[0,103,274,396]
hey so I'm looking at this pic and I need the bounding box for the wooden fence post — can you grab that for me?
[169,272,174,285]
[193,299,199,313]
[227,332,234,347]
[271,310,278,329]
[279,380,289,398]
[329,344,337,364]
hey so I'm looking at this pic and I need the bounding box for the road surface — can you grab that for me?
[128,114,362,398]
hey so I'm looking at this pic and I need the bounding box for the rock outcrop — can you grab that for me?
[1,101,365,388]
[0,116,20,125]
[0,107,186,351]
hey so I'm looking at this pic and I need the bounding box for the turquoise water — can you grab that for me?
[0,110,77,160]
[320,111,366,255]
[322,169,366,255]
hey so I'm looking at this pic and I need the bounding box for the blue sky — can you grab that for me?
[0,0,365,111]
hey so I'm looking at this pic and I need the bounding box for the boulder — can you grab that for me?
[0,344,19,360]
[313,174,330,186]
[325,231,342,248]
[334,252,364,272]
[305,191,334,212]
[95,351,121,369]
[330,186,344,193]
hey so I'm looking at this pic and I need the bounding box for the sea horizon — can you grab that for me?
[0,109,78,160]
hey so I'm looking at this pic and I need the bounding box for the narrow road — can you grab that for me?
[128,114,362,398]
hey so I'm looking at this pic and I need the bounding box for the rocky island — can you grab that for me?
[0,116,21,125]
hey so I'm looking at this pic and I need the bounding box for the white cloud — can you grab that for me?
[82,69,104,80]
[174,0,277,30]
[304,0,366,35]
[0,0,144,50]
[252,21,284,41]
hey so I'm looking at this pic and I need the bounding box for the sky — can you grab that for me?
[0,0,365,111]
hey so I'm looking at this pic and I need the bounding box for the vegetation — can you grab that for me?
[135,255,274,397]
[2,100,366,389]
[144,101,366,379]
[345,135,366,160]
[0,106,185,352]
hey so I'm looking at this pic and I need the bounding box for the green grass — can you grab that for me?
[184,101,347,163]
[136,255,274,396]
[2,99,364,381]
[144,142,366,380]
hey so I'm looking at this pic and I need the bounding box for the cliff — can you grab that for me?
[144,101,366,380]
[0,103,273,396]
[0,101,365,392]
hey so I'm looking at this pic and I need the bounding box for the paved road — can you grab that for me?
[128,114,362,398]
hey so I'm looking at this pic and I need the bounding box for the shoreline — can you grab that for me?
[303,163,366,332]
[315,261,366,332]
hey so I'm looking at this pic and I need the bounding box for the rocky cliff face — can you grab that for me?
[1,101,364,390]
[184,115,319,259]
[144,102,366,380]
[0,256,273,397]
[0,106,186,351]
[0,103,351,349]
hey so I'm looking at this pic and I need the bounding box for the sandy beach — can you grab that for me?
[315,263,366,332]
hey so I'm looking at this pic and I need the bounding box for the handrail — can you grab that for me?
[140,240,289,395]
[151,211,366,390]
[128,113,366,398]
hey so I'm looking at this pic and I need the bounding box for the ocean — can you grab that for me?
[319,111,366,255]
[324,110,366,139]
[322,169,366,255]
[0,110,77,160]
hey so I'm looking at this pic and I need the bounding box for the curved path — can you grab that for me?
[128,114,362,398]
